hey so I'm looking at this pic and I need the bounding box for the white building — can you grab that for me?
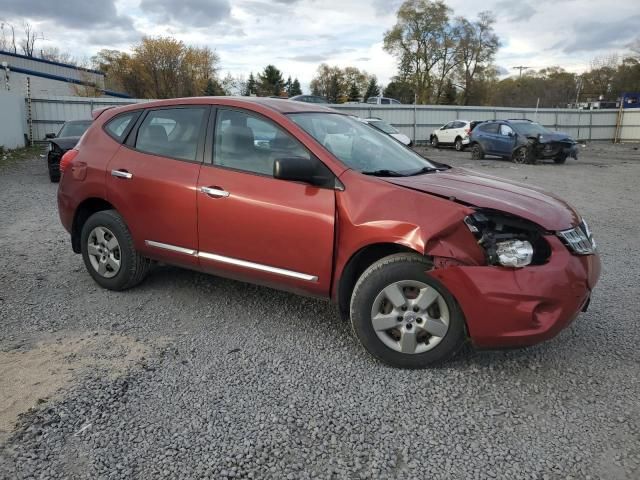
[0,50,129,98]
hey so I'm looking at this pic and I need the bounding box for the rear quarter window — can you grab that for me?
[104,111,140,142]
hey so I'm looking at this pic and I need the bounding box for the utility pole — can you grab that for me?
[513,66,530,78]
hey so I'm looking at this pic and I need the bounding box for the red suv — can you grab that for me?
[57,97,600,368]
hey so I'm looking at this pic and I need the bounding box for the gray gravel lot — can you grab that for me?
[1,143,639,479]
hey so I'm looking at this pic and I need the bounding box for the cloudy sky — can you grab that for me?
[1,0,638,91]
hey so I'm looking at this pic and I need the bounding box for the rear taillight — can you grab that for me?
[465,128,471,136]
[60,149,79,174]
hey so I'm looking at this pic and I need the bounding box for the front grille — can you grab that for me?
[558,220,596,255]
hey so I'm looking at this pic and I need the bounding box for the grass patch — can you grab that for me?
[0,145,44,167]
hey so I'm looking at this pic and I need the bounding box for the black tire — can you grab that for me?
[471,143,484,160]
[48,164,60,183]
[80,210,151,291]
[431,136,439,148]
[349,253,467,369]
[512,146,531,164]
[554,155,567,164]
[454,137,464,152]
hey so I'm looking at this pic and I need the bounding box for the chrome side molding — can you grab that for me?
[145,240,318,282]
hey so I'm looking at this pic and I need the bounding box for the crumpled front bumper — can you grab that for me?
[428,236,600,348]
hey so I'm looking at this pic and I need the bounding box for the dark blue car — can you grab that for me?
[469,119,579,164]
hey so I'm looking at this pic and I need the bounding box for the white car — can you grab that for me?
[366,96,401,105]
[361,118,412,146]
[430,120,475,151]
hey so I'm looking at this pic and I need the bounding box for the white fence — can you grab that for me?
[19,95,640,144]
[0,92,27,149]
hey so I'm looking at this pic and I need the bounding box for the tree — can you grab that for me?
[204,78,225,95]
[455,11,499,105]
[20,22,42,57]
[384,0,455,104]
[290,78,302,96]
[244,73,257,95]
[383,78,415,104]
[39,47,75,65]
[348,82,360,102]
[258,65,284,96]
[363,77,380,100]
[0,22,17,53]
[441,78,457,104]
[310,64,374,102]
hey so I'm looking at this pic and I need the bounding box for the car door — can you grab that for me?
[196,107,336,296]
[478,122,500,154]
[494,124,517,156]
[437,122,452,143]
[106,106,209,267]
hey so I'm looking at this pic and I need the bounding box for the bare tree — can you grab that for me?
[0,21,18,53]
[20,22,43,57]
[39,47,76,65]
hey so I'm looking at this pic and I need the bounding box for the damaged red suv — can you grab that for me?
[57,98,600,368]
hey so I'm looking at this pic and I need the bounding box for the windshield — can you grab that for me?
[58,121,91,137]
[288,113,436,175]
[511,122,550,136]
[369,120,399,135]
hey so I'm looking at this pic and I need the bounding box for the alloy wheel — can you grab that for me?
[513,147,528,164]
[87,226,121,278]
[370,280,450,354]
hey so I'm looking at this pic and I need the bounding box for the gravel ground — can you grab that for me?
[1,143,639,479]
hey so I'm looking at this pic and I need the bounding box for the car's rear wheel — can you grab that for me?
[431,136,439,148]
[349,253,466,368]
[471,143,484,160]
[81,210,151,291]
[48,164,60,183]
[454,137,464,151]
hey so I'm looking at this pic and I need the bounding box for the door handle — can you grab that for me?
[200,186,230,198]
[111,169,133,179]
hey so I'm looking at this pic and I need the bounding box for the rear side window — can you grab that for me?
[479,123,499,134]
[135,108,207,161]
[105,112,139,142]
[381,98,390,105]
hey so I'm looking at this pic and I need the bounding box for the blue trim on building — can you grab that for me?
[0,49,104,75]
[8,65,131,98]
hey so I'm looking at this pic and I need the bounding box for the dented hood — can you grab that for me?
[384,167,580,231]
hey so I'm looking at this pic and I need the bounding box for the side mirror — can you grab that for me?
[274,157,318,184]
[45,133,56,139]
[508,131,514,137]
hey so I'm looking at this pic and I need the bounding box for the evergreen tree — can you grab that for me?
[348,82,360,102]
[442,79,457,104]
[290,78,302,96]
[204,78,225,96]
[258,65,284,96]
[245,73,257,96]
[285,76,292,96]
[363,77,380,101]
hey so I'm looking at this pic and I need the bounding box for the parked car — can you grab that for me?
[46,120,92,182]
[360,117,412,146]
[57,97,600,368]
[430,120,479,151]
[469,119,579,164]
[289,95,329,104]
[366,96,401,105]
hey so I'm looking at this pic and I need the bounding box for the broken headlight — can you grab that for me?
[464,210,551,268]
[557,219,596,255]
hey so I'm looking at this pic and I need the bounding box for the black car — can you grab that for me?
[469,119,579,164]
[46,120,92,182]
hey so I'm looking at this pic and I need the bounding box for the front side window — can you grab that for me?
[214,109,310,176]
[381,98,390,105]
[369,120,399,135]
[288,113,437,176]
[366,97,378,104]
[499,125,514,136]
[135,108,206,161]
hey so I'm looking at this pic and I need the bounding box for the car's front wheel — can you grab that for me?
[349,253,466,368]
[431,136,439,148]
[81,210,151,291]
[512,146,532,164]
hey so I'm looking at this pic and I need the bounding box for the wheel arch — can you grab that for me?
[71,197,116,253]
[336,242,421,319]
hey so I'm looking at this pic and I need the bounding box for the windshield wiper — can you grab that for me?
[361,169,407,177]
[407,166,441,176]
